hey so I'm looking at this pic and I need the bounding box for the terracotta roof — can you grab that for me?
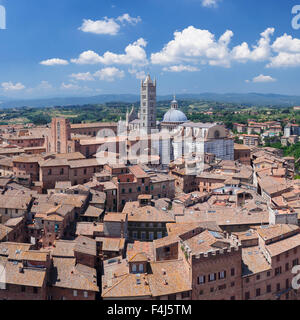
[0,257,46,287]
[266,233,300,257]
[256,224,299,242]
[148,260,191,297]
[97,237,125,252]
[124,203,175,223]
[104,213,127,222]
[83,206,103,218]
[51,257,98,292]
[129,165,149,178]
[0,194,32,210]
[76,222,104,237]
[127,241,155,262]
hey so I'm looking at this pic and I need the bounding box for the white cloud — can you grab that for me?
[248,74,277,83]
[151,26,233,67]
[61,82,81,90]
[128,69,146,79]
[94,67,125,82]
[151,26,293,69]
[71,38,148,66]
[163,65,200,72]
[1,82,25,91]
[267,52,300,68]
[70,72,95,81]
[116,13,141,25]
[78,14,141,36]
[40,58,69,66]
[266,33,300,68]
[79,18,120,35]
[202,0,221,7]
[231,28,274,62]
[272,33,300,53]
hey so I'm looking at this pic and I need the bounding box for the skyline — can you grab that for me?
[1,0,300,99]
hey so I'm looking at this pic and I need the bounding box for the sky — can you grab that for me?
[1,0,300,98]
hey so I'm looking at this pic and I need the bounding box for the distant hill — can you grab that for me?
[1,92,300,108]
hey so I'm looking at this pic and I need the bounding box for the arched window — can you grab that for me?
[57,122,61,139]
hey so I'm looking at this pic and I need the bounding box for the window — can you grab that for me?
[60,168,64,175]
[219,271,226,280]
[285,263,289,271]
[267,284,271,293]
[132,264,137,273]
[256,288,261,297]
[230,296,235,300]
[276,255,280,262]
[73,290,78,297]
[33,287,38,294]
[57,122,61,139]
[149,232,154,240]
[275,267,282,276]
[245,292,250,300]
[293,258,299,267]
[48,169,52,176]
[132,231,138,240]
[57,141,61,154]
[21,286,25,292]
[198,276,205,284]
[157,232,162,239]
[139,264,144,273]
[256,275,260,281]
[231,282,235,287]
[231,268,235,276]
[267,271,271,277]
[209,273,216,282]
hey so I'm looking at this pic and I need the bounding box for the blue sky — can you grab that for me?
[1,0,300,98]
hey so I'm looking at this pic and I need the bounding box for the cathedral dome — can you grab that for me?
[162,96,188,123]
[162,109,188,123]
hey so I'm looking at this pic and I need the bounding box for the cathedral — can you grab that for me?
[118,74,234,163]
